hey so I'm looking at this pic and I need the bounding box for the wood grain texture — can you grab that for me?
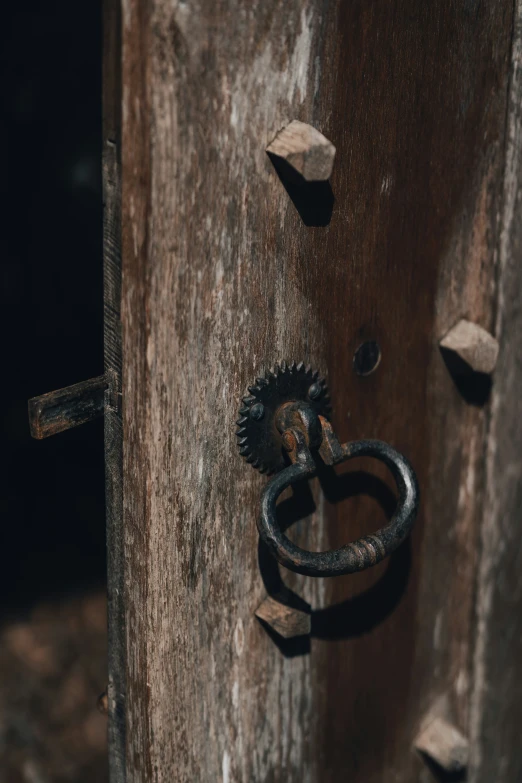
[103,0,125,779]
[470,3,522,781]
[116,1,515,781]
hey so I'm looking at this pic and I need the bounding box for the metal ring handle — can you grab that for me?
[257,439,419,578]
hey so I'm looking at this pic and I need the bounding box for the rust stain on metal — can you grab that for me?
[239,370,419,578]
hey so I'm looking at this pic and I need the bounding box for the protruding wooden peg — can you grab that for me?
[414,716,469,774]
[266,120,336,181]
[255,596,311,639]
[97,689,109,715]
[28,375,107,439]
[440,319,499,375]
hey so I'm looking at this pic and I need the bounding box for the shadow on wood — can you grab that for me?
[267,153,335,227]
[257,467,411,656]
[439,346,492,406]
[416,753,467,783]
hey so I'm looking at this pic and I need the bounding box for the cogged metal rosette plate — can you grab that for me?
[236,362,331,474]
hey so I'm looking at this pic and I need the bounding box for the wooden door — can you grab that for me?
[103,1,522,781]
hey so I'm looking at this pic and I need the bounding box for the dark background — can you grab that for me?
[2,0,105,613]
[1,1,108,779]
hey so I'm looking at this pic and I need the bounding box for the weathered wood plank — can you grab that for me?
[117,1,514,781]
[28,376,106,439]
[470,4,522,781]
[103,0,125,779]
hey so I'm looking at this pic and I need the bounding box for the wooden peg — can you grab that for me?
[97,689,109,715]
[28,375,107,439]
[266,120,336,181]
[255,596,311,639]
[414,716,469,773]
[439,319,499,375]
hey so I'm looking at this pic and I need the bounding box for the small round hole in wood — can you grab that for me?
[353,340,381,376]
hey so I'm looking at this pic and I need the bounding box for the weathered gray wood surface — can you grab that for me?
[470,3,522,781]
[105,1,521,780]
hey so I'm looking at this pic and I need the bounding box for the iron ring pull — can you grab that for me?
[257,415,419,578]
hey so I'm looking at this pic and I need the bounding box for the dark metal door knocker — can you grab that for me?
[236,362,419,578]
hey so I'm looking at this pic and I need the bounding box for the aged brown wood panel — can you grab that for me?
[110,1,516,780]
[103,0,125,779]
[470,3,522,781]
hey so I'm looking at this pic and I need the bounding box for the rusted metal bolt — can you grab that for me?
[250,402,265,421]
[308,382,322,400]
